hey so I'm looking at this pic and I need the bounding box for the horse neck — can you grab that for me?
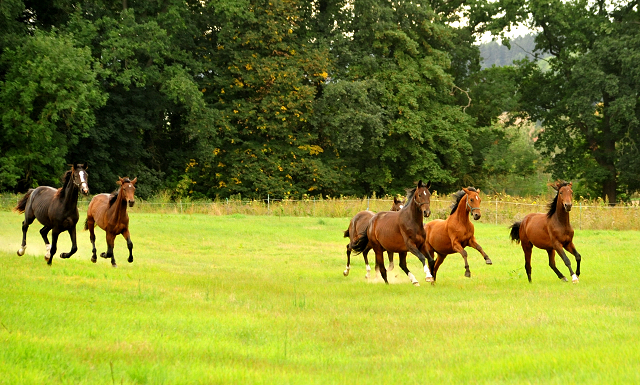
[112,187,129,219]
[554,199,571,227]
[453,195,471,224]
[61,178,79,208]
[404,195,424,225]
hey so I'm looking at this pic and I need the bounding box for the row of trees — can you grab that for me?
[1,0,638,204]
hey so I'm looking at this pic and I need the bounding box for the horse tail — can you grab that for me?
[14,189,34,213]
[351,227,370,255]
[84,217,89,231]
[509,221,521,244]
[343,229,350,238]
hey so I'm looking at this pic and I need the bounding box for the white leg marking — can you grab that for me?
[407,272,420,286]
[424,264,434,282]
[45,244,51,259]
[343,265,350,276]
[365,264,371,279]
[18,245,27,256]
[572,274,579,283]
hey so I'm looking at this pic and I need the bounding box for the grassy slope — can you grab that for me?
[0,212,639,384]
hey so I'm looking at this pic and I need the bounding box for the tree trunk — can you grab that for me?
[603,178,616,206]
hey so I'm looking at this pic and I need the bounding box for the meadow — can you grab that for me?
[0,210,639,384]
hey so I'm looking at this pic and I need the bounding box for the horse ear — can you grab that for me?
[131,177,138,184]
[116,176,123,185]
[394,196,399,203]
[462,187,469,194]
[426,181,431,189]
[568,182,572,188]
[477,188,481,194]
[417,179,424,187]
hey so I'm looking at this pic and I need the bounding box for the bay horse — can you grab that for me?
[424,187,492,281]
[509,180,582,283]
[352,180,435,286]
[343,196,405,278]
[14,164,90,264]
[85,177,137,267]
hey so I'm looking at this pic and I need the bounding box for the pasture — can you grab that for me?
[0,211,639,384]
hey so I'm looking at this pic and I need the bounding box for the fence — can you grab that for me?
[3,193,640,231]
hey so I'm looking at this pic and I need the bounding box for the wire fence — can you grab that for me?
[2,195,640,231]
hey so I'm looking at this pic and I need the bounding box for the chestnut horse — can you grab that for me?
[424,187,492,281]
[509,181,582,283]
[85,177,137,267]
[343,196,405,278]
[352,181,434,285]
[14,164,89,264]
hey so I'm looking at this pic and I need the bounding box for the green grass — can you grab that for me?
[0,211,639,384]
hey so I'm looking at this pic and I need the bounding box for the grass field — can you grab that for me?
[0,211,639,384]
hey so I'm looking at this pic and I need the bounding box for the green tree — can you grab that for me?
[0,30,106,189]
[485,0,640,204]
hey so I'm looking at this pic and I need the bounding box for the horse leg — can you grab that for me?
[88,219,97,263]
[407,241,434,283]
[387,251,395,271]
[18,215,36,256]
[101,233,117,268]
[60,227,78,259]
[47,229,61,265]
[452,243,471,278]
[123,229,134,263]
[344,243,352,276]
[522,242,533,283]
[398,252,418,286]
[373,247,388,284]
[565,242,582,277]
[363,248,372,279]
[547,249,567,281]
[39,226,52,260]
[468,236,492,265]
[554,243,578,283]
[432,253,447,281]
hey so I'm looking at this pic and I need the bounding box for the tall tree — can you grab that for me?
[485,0,640,204]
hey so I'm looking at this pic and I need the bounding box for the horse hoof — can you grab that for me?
[425,277,434,283]
[100,252,107,259]
[60,253,67,259]
[572,274,579,283]
[412,281,420,287]
[561,277,568,282]
[111,264,118,268]
[45,257,52,265]
[17,248,25,256]
[485,259,492,265]
[91,257,97,263]
[128,257,133,263]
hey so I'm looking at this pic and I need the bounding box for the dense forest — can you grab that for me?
[1,0,638,204]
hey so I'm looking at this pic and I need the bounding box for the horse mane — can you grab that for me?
[54,170,73,198]
[450,187,477,215]
[547,180,571,218]
[404,186,417,207]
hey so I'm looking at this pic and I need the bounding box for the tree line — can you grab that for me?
[1,0,638,204]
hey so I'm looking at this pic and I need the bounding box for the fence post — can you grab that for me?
[267,194,270,214]
[367,196,370,211]
[579,201,582,230]
[495,200,498,225]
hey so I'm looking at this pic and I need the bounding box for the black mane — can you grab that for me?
[108,178,131,207]
[450,187,476,215]
[404,186,417,208]
[56,170,73,198]
[547,181,571,218]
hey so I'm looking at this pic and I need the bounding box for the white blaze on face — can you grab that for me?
[79,171,88,192]
[399,205,404,209]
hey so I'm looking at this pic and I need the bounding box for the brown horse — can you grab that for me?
[85,177,137,267]
[343,196,405,278]
[352,180,434,285]
[14,164,90,264]
[425,187,492,281]
[509,181,582,283]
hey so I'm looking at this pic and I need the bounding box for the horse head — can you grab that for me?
[413,180,432,218]
[118,177,138,207]
[553,180,573,212]
[391,196,405,211]
[463,187,482,220]
[70,164,89,195]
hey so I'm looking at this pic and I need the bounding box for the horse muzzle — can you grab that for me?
[473,212,481,220]
[564,203,572,212]
[423,209,431,218]
[128,200,135,207]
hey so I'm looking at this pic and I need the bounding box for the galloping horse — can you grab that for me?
[424,187,492,281]
[509,181,582,283]
[14,164,89,264]
[85,177,137,267]
[343,196,405,278]
[352,181,435,285]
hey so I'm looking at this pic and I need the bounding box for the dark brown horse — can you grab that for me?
[352,181,434,285]
[509,181,582,283]
[14,164,89,264]
[343,196,405,278]
[85,177,137,267]
[424,187,492,281]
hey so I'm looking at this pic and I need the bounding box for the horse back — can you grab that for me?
[348,211,374,243]
[27,187,59,226]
